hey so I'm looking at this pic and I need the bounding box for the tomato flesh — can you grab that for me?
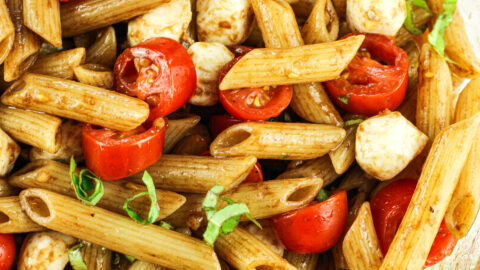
[0,234,15,270]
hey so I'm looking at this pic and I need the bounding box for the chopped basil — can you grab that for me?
[124,255,135,263]
[316,189,330,202]
[113,253,120,265]
[123,171,159,225]
[427,0,457,63]
[404,0,432,34]
[159,221,173,230]
[344,118,364,128]
[70,157,104,206]
[338,94,350,105]
[68,243,88,270]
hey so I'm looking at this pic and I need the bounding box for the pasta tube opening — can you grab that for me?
[0,211,9,224]
[23,194,51,219]
[213,125,252,150]
[287,184,320,202]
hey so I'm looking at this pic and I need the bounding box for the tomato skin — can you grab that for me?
[370,179,457,267]
[0,234,15,270]
[208,115,243,138]
[324,33,408,116]
[270,190,348,254]
[82,119,167,180]
[114,37,196,119]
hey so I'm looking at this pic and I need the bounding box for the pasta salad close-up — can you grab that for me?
[0,0,479,269]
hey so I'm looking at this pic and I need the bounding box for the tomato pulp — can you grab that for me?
[0,234,15,270]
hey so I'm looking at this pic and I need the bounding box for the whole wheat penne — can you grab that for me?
[218,36,363,90]
[73,31,97,48]
[60,0,170,37]
[163,113,201,153]
[379,113,480,270]
[171,128,211,155]
[220,178,322,219]
[244,221,284,256]
[9,159,186,220]
[19,188,221,270]
[329,122,358,175]
[301,0,339,44]
[1,73,149,131]
[0,178,18,197]
[287,0,316,19]
[0,128,20,177]
[29,48,86,80]
[395,6,431,47]
[129,261,166,270]
[0,0,14,65]
[416,43,452,143]
[163,193,204,229]
[85,27,117,68]
[0,104,62,153]
[124,155,257,193]
[450,73,469,124]
[80,242,112,270]
[23,0,61,47]
[277,155,339,187]
[3,0,41,82]
[211,122,346,160]
[0,196,43,233]
[343,202,383,270]
[215,227,296,270]
[444,78,480,239]
[284,251,319,270]
[73,64,114,89]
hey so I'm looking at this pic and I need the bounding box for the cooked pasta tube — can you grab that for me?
[0,105,62,154]
[73,64,114,89]
[60,0,170,37]
[171,133,210,155]
[80,242,112,270]
[129,261,166,270]
[0,0,14,65]
[277,155,339,187]
[85,27,117,68]
[444,78,480,239]
[163,193,204,229]
[3,0,41,82]
[343,202,383,270]
[210,122,346,160]
[416,43,452,143]
[338,166,377,197]
[9,159,186,220]
[379,113,480,270]
[0,178,18,197]
[283,251,319,270]
[0,128,20,177]
[218,36,364,90]
[124,155,257,193]
[216,227,295,270]
[329,123,357,175]
[220,178,322,219]
[301,0,339,43]
[29,48,86,80]
[19,189,221,270]
[0,196,43,233]
[163,113,201,153]
[22,0,61,47]
[244,221,284,257]
[1,73,149,131]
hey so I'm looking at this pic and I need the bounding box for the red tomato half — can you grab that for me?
[114,37,196,119]
[324,33,408,115]
[0,234,15,270]
[370,179,457,267]
[208,115,243,139]
[271,190,348,254]
[82,118,167,180]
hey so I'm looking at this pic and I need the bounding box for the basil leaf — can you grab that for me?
[159,221,173,230]
[428,0,457,63]
[344,118,364,128]
[404,1,425,34]
[316,189,330,202]
[68,243,88,270]
[202,185,224,219]
[70,157,104,206]
[123,171,159,225]
[113,253,120,265]
[124,255,135,263]
[411,0,432,13]
[338,94,350,105]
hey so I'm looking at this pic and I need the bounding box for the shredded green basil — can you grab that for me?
[316,189,330,202]
[427,0,457,63]
[338,94,350,105]
[124,255,136,263]
[68,243,88,270]
[159,221,173,230]
[113,253,120,265]
[344,118,364,128]
[70,157,104,206]
[404,0,432,34]
[123,171,159,225]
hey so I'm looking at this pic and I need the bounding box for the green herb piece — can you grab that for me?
[123,171,159,225]
[159,221,173,230]
[428,0,457,63]
[316,189,330,202]
[124,255,135,263]
[338,94,350,105]
[344,118,364,128]
[68,243,88,270]
[70,157,104,206]
[113,253,120,265]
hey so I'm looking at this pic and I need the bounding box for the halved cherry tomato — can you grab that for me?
[82,118,167,180]
[114,37,196,119]
[218,47,293,121]
[271,190,348,254]
[370,179,457,267]
[208,115,243,138]
[0,234,15,270]
[324,33,408,115]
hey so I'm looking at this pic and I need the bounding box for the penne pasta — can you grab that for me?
[60,0,170,37]
[211,122,346,160]
[19,188,221,270]
[0,128,20,177]
[0,0,14,65]
[0,196,43,233]
[22,0,62,47]
[3,0,42,82]
[215,227,296,270]
[0,104,62,154]
[0,178,18,197]
[1,73,149,131]
[80,242,112,270]
[163,113,201,153]
[163,193,204,229]
[129,260,167,270]
[124,155,257,193]
[73,64,114,89]
[29,48,86,80]
[9,159,186,220]
[171,130,211,155]
[379,113,480,269]
[277,155,339,187]
[85,27,117,68]
[283,251,319,270]
[218,36,364,90]
[343,202,383,270]
[329,122,358,175]
[244,221,284,257]
[301,0,339,44]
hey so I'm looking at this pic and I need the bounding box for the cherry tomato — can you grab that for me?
[0,234,15,270]
[270,190,348,254]
[208,115,243,138]
[82,118,167,180]
[114,37,196,119]
[324,33,408,115]
[218,47,293,121]
[370,179,457,267]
